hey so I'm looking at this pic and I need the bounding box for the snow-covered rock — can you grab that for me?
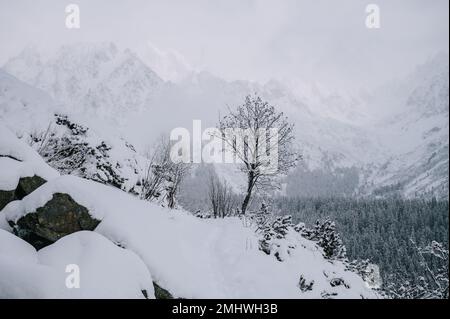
[37,231,154,299]
[0,229,37,263]
[0,123,58,211]
[9,192,100,249]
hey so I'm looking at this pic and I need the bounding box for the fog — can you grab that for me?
[0,0,448,90]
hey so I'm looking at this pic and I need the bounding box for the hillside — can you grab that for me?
[0,123,377,299]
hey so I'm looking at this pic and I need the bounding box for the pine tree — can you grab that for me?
[297,218,347,260]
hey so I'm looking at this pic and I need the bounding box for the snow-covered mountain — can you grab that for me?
[4,43,163,123]
[361,54,449,198]
[2,43,448,199]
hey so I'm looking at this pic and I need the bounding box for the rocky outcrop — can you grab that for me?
[153,282,174,299]
[15,175,47,198]
[0,190,16,211]
[11,193,100,249]
[0,175,47,211]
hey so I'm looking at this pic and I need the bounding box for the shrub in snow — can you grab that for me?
[296,219,384,290]
[297,218,347,260]
[320,291,338,299]
[194,211,212,219]
[252,202,272,231]
[31,114,143,192]
[140,135,190,209]
[258,214,295,261]
[249,203,299,261]
[294,222,314,238]
[329,277,350,289]
[298,275,314,292]
[346,259,381,288]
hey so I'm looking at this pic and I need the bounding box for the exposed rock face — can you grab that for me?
[153,282,174,299]
[0,175,47,211]
[0,190,16,211]
[12,193,100,249]
[15,175,47,199]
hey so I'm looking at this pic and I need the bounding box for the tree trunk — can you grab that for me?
[241,170,255,215]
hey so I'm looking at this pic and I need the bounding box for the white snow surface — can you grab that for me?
[3,175,377,299]
[0,229,154,298]
[0,122,59,190]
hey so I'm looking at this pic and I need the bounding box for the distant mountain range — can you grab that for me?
[1,43,448,199]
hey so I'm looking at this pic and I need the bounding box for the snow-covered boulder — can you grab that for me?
[38,231,154,299]
[0,229,37,263]
[9,192,100,249]
[0,156,48,210]
[0,229,62,298]
[0,123,58,214]
[0,230,154,298]
[0,123,99,249]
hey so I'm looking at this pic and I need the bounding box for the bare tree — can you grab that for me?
[208,173,238,218]
[218,95,299,214]
[165,160,190,209]
[141,135,171,201]
[141,135,190,208]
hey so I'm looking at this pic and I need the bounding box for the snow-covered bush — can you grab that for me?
[29,114,144,192]
[345,259,382,288]
[250,203,296,261]
[298,275,314,292]
[140,135,190,208]
[296,218,347,260]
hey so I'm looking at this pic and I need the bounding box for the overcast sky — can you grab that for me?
[0,0,448,90]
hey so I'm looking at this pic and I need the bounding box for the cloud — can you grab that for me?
[0,0,448,90]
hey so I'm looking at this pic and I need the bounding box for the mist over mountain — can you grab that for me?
[2,43,448,199]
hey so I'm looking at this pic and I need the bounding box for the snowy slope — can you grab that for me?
[0,69,59,137]
[3,174,377,299]
[0,125,376,299]
[0,121,59,189]
[0,229,154,298]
